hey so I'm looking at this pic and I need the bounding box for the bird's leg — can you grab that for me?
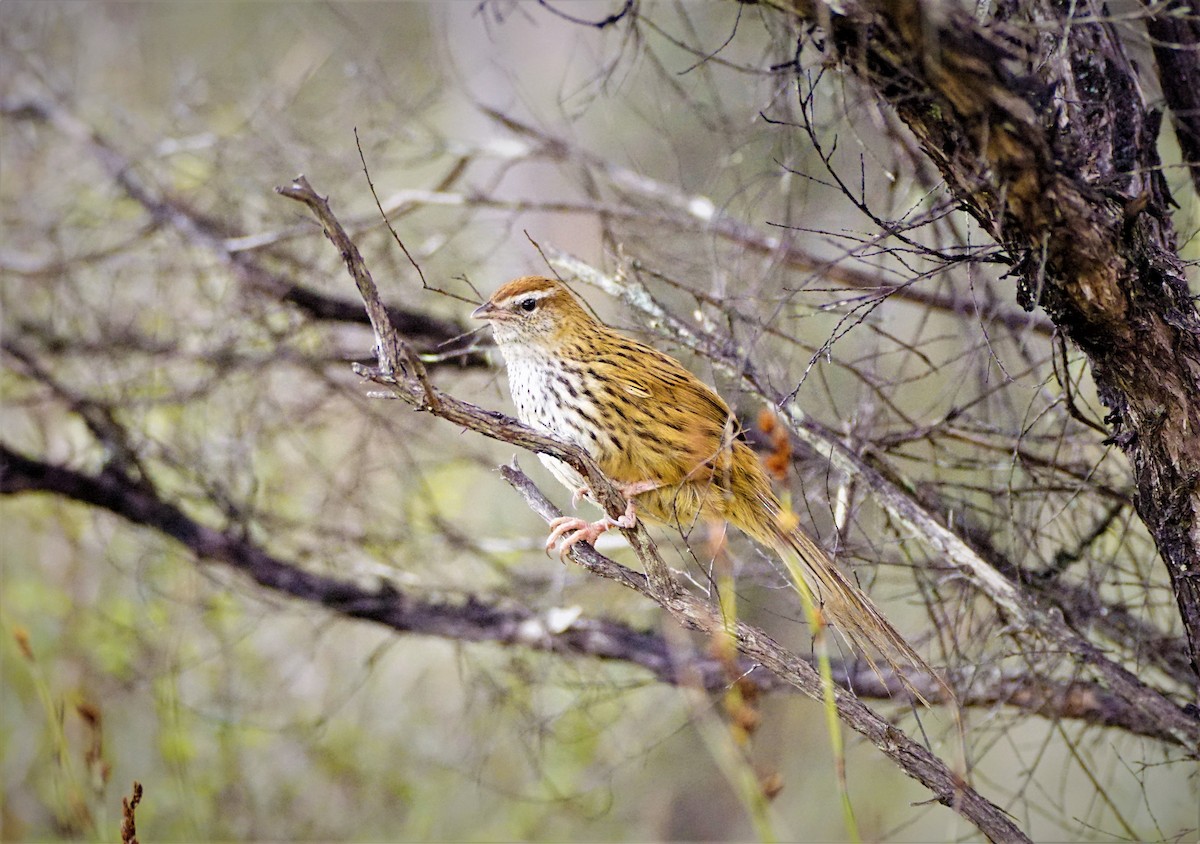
[617,480,662,497]
[570,479,657,508]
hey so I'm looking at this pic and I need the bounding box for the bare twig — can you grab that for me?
[1143,0,1200,194]
[275,176,679,600]
[480,107,1056,337]
[354,128,431,291]
[276,176,440,408]
[3,97,486,369]
[781,0,1200,683]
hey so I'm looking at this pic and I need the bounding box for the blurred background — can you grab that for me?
[2,2,1197,841]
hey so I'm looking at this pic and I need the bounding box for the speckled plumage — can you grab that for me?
[474,276,929,675]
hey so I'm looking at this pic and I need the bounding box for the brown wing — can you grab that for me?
[588,334,742,525]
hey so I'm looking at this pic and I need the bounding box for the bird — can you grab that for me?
[472,275,931,679]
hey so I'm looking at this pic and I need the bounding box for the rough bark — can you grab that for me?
[1144,0,1200,195]
[781,0,1200,688]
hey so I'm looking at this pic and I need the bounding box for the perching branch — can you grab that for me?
[275,176,679,601]
[501,459,1028,842]
[274,174,1037,842]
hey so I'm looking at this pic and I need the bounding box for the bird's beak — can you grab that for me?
[471,301,496,320]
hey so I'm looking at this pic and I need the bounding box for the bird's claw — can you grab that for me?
[545,498,638,561]
[545,516,613,560]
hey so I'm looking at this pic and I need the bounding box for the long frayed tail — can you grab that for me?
[773,526,936,706]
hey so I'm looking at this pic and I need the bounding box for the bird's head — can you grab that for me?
[472,276,597,350]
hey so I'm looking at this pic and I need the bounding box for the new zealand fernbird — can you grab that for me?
[473,275,930,678]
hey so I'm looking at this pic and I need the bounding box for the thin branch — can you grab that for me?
[776,0,1200,682]
[1143,0,1200,196]
[1,96,486,369]
[276,176,440,408]
[535,0,637,29]
[355,128,431,291]
[275,176,680,600]
[480,107,1056,336]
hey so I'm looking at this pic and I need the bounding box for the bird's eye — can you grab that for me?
[520,298,537,312]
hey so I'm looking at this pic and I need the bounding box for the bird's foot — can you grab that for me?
[546,498,638,560]
[570,485,590,509]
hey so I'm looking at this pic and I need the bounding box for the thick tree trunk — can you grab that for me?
[784,0,1200,686]
[1144,0,1200,195]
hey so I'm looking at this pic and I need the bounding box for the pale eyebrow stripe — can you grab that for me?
[500,288,554,305]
